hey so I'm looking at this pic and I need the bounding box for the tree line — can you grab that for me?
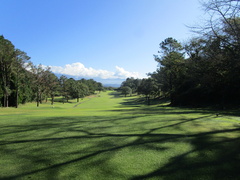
[0,35,103,108]
[120,0,240,108]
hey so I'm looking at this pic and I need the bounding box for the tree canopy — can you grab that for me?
[120,0,240,108]
[0,36,103,107]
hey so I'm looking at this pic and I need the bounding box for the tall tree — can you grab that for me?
[44,70,59,105]
[153,37,185,105]
[121,86,132,97]
[121,77,142,94]
[137,78,158,105]
[76,81,89,102]
[200,0,240,106]
[0,35,15,107]
[96,82,103,93]
[72,80,89,102]
[59,75,68,103]
[13,49,31,108]
[30,64,49,107]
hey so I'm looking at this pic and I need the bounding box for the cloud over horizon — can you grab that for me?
[48,62,141,80]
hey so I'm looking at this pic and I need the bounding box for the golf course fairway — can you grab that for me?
[0,91,240,180]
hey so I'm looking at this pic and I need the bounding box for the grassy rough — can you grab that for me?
[0,91,240,180]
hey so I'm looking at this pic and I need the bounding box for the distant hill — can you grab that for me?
[54,73,122,87]
[103,84,120,88]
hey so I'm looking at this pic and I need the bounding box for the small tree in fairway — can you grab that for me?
[137,78,158,105]
[121,86,132,97]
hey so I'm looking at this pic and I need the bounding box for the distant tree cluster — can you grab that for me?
[121,0,240,108]
[120,77,159,105]
[0,35,103,107]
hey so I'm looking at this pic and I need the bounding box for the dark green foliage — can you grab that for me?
[137,78,159,105]
[151,37,185,105]
[120,77,160,104]
[0,35,15,107]
[0,35,32,107]
[151,34,240,107]
[148,0,240,107]
[121,77,142,94]
[65,78,89,102]
[121,86,132,97]
[0,36,103,107]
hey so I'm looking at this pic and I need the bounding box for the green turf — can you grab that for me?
[0,91,240,180]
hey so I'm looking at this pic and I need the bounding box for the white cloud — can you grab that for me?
[114,66,140,79]
[48,62,141,79]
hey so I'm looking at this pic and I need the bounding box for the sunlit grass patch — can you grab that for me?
[0,91,240,179]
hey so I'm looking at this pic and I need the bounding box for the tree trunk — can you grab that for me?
[51,95,54,105]
[146,96,150,105]
[5,93,8,107]
[37,91,40,107]
[15,68,19,108]
[39,93,42,104]
[16,89,18,108]
[4,86,9,107]
[62,96,64,104]
[3,94,7,107]
[3,84,8,107]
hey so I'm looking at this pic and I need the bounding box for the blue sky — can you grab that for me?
[0,0,204,84]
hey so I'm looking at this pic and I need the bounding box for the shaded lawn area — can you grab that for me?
[0,91,240,179]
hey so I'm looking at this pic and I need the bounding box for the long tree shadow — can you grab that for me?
[1,97,240,179]
[108,91,125,98]
[109,93,240,179]
[1,116,240,179]
[108,93,219,116]
[131,128,240,180]
[109,93,238,118]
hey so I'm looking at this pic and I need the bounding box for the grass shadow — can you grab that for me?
[1,92,240,179]
[1,114,240,179]
[131,127,240,180]
[108,91,124,98]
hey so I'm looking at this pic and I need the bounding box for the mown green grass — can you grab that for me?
[0,91,240,180]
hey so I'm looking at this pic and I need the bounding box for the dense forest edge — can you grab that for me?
[0,41,104,108]
[119,0,240,109]
[1,0,240,109]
